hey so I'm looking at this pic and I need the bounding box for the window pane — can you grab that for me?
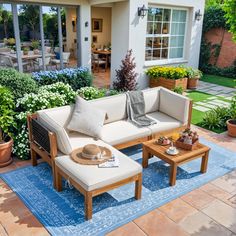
[162,23,169,34]
[153,22,162,34]
[153,49,161,60]
[169,48,183,58]
[161,49,168,59]
[172,10,180,22]
[163,9,171,21]
[146,37,153,49]
[148,9,154,21]
[177,36,184,47]
[178,23,186,35]
[153,37,162,48]
[145,50,152,61]
[170,36,178,47]
[162,37,169,47]
[147,22,153,34]
[179,10,187,22]
[171,23,179,35]
[154,8,163,21]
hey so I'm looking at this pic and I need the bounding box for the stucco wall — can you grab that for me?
[205,28,236,68]
[91,7,111,48]
[111,0,205,89]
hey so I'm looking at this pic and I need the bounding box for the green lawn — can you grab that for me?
[186,91,230,133]
[201,74,236,88]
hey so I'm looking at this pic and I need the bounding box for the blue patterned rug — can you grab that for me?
[1,138,236,236]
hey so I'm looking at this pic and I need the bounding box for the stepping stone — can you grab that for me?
[208,101,230,107]
[202,103,218,109]
[193,106,210,112]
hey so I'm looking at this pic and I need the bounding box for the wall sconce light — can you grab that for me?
[195,9,202,21]
[72,17,76,27]
[138,5,148,18]
[85,21,89,27]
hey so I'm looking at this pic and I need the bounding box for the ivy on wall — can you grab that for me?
[199,6,236,78]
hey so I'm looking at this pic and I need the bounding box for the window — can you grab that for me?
[145,7,187,62]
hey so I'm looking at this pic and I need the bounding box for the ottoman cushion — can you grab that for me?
[55,147,142,191]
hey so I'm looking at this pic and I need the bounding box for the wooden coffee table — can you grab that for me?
[142,140,210,186]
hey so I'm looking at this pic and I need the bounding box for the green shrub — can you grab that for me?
[146,66,187,80]
[202,108,223,130]
[179,65,203,79]
[0,68,38,99]
[0,86,16,141]
[172,86,183,95]
[32,67,93,90]
[77,86,120,100]
[229,96,236,119]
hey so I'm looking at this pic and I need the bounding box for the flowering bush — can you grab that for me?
[14,82,76,159]
[146,66,188,80]
[32,67,93,90]
[77,86,120,100]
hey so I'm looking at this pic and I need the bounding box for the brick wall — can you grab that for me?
[205,28,236,68]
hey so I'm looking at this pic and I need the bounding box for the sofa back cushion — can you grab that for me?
[142,88,160,113]
[37,105,74,155]
[159,87,190,124]
[88,93,127,124]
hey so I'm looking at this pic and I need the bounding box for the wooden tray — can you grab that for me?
[175,138,199,151]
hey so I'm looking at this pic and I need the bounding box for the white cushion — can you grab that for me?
[142,87,160,113]
[37,107,73,155]
[55,146,142,191]
[68,132,99,150]
[146,111,182,134]
[67,96,106,138]
[100,120,151,146]
[159,87,190,124]
[88,94,127,124]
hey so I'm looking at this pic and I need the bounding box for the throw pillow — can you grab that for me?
[67,96,106,138]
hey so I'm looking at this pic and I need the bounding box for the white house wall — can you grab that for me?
[111,0,205,89]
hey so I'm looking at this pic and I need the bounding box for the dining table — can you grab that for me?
[92,49,111,69]
[0,51,55,71]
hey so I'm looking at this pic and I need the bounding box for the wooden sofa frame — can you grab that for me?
[27,100,192,219]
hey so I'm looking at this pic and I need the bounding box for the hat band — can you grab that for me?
[82,151,102,160]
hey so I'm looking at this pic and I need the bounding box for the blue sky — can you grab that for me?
[2,4,51,13]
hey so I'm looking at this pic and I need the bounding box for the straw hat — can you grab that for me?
[70,144,112,165]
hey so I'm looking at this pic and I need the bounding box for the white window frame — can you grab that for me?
[144,5,189,67]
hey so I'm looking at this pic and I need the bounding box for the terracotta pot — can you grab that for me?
[0,137,13,168]
[227,119,236,137]
[187,77,199,90]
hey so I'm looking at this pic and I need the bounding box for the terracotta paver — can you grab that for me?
[179,211,233,236]
[200,183,233,201]
[134,209,189,236]
[180,189,215,210]
[202,199,236,233]
[159,198,198,223]
[107,222,147,236]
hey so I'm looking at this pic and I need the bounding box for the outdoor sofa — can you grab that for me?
[27,86,192,219]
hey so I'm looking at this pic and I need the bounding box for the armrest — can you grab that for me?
[27,114,58,158]
[159,87,192,126]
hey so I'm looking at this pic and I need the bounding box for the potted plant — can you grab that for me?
[227,96,236,137]
[146,66,188,90]
[31,40,40,54]
[185,66,203,89]
[0,86,15,167]
[23,47,29,55]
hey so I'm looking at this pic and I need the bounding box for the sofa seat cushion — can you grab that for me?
[146,111,182,134]
[100,120,152,146]
[68,132,101,150]
[55,148,142,191]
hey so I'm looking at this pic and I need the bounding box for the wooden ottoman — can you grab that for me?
[54,154,142,220]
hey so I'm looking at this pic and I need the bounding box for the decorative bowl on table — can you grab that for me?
[156,136,171,146]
